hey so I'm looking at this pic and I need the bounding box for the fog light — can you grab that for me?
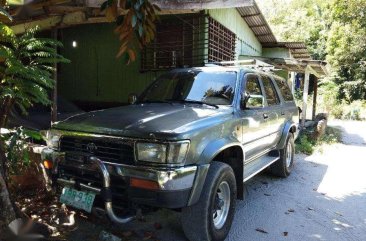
[43,160,53,170]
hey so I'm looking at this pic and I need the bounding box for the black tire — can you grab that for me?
[270,133,295,178]
[181,162,237,241]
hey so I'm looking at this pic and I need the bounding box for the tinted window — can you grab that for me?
[243,75,264,108]
[274,77,294,101]
[245,75,262,95]
[140,71,237,105]
[261,75,279,106]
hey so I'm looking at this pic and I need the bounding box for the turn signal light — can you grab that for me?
[130,178,159,190]
[43,160,53,170]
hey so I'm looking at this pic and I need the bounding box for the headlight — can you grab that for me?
[40,130,62,150]
[136,141,189,165]
[136,143,167,164]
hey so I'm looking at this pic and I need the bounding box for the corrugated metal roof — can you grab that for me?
[236,1,277,43]
[236,3,314,61]
[262,42,312,60]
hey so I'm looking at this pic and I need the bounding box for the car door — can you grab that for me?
[240,73,270,162]
[260,74,283,148]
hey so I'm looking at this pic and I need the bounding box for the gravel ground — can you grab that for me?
[62,120,366,241]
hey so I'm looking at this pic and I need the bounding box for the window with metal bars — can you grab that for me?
[208,17,236,62]
[140,14,208,72]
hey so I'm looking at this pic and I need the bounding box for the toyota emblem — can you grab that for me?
[86,143,98,153]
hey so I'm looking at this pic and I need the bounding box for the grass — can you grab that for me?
[295,126,342,155]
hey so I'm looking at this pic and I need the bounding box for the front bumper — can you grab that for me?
[42,148,198,210]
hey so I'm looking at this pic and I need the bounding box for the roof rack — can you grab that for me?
[205,59,280,72]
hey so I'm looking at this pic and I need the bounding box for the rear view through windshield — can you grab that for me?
[139,71,237,106]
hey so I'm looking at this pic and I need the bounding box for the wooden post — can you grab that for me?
[312,76,318,120]
[51,29,58,124]
[301,67,310,128]
[290,71,296,94]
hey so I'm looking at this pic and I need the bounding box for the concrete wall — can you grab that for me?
[208,8,262,58]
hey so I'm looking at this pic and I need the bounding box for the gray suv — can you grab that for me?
[42,66,299,241]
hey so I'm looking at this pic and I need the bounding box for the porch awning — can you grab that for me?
[239,56,328,77]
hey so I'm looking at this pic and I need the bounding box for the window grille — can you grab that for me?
[208,17,236,62]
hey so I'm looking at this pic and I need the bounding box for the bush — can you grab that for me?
[341,100,366,120]
[1,127,42,176]
[295,134,315,155]
[295,126,342,155]
[317,79,366,120]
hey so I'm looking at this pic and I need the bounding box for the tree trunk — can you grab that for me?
[0,97,17,234]
[0,97,14,129]
[0,164,16,233]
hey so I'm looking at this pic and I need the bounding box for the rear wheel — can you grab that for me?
[181,162,236,241]
[270,133,295,178]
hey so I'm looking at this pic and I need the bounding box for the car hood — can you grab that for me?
[53,103,232,139]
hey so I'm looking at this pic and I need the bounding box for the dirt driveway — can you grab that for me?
[65,121,366,241]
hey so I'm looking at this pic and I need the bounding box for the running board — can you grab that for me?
[243,154,280,182]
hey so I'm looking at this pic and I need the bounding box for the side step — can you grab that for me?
[243,153,280,182]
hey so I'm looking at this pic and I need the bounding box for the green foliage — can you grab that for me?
[0,25,70,117]
[295,126,342,155]
[257,0,331,61]
[257,0,366,103]
[0,23,69,180]
[295,134,315,155]
[0,127,42,175]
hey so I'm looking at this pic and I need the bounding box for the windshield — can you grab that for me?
[139,70,237,106]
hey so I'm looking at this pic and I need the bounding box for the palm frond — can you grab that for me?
[0,25,70,120]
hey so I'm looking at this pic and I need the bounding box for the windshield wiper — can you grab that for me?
[167,99,219,109]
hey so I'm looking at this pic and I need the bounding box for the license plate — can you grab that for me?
[60,187,96,213]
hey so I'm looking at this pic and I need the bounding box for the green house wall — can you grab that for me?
[262,47,291,59]
[208,8,262,58]
[58,23,159,106]
[58,11,269,106]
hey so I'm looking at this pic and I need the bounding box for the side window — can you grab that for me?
[274,77,294,101]
[243,74,264,108]
[261,75,279,106]
[244,75,262,95]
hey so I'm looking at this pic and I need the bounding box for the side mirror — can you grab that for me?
[128,93,137,104]
[245,94,265,109]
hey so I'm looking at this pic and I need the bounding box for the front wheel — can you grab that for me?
[270,133,295,177]
[181,162,237,241]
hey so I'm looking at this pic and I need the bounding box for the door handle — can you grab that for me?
[281,111,285,116]
[263,113,269,119]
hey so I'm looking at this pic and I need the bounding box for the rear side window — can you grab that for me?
[274,77,294,101]
[261,75,279,106]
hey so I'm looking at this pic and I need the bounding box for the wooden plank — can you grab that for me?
[312,77,318,120]
[62,11,86,25]
[11,16,62,35]
[28,0,71,11]
[46,6,88,15]
[301,67,311,128]
[85,0,255,9]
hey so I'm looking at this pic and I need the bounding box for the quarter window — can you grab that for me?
[274,77,294,101]
[261,75,279,106]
